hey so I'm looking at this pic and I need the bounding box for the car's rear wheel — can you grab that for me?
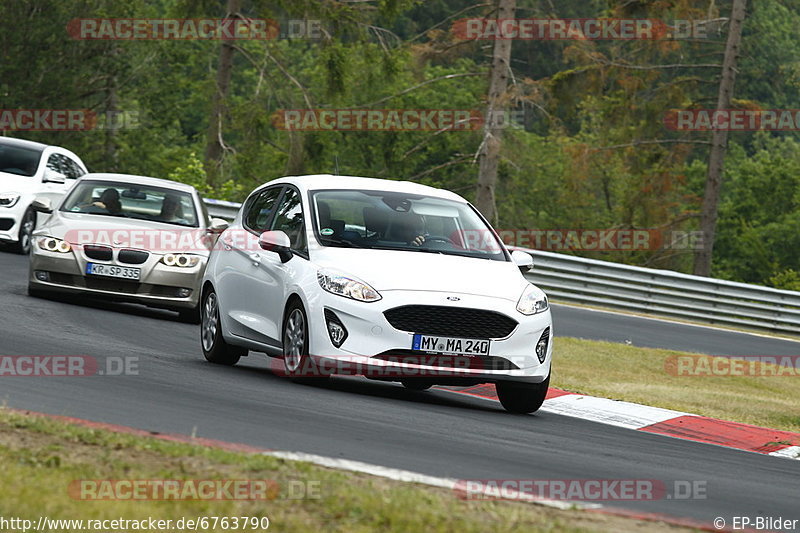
[282,301,327,382]
[401,379,433,391]
[496,375,550,414]
[201,288,245,365]
[12,209,35,255]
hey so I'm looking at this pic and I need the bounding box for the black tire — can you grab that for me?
[282,300,327,382]
[179,304,201,324]
[200,287,245,365]
[12,208,35,254]
[496,375,550,414]
[401,379,433,391]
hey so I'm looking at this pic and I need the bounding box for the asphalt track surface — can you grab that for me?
[0,251,798,526]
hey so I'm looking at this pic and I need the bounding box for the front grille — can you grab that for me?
[84,277,141,294]
[0,218,14,231]
[384,305,518,339]
[84,245,113,261]
[118,249,149,264]
[374,351,519,371]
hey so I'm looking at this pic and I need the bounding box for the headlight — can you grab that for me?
[37,237,71,253]
[516,284,548,315]
[160,253,200,268]
[317,269,382,302]
[0,192,21,208]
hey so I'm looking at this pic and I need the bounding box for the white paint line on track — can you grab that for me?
[263,451,601,511]
[768,446,800,460]
[539,395,690,430]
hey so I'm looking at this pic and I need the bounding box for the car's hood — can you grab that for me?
[312,247,533,301]
[0,171,38,193]
[38,212,211,254]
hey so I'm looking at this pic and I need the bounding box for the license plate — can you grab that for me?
[85,262,141,280]
[412,334,490,356]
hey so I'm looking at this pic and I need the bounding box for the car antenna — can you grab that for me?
[334,154,339,175]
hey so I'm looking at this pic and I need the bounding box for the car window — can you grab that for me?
[271,188,306,253]
[0,143,43,177]
[60,181,199,227]
[244,186,283,233]
[63,156,85,179]
[46,154,64,174]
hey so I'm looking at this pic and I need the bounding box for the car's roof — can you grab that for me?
[271,174,466,202]
[0,136,48,151]
[78,173,197,193]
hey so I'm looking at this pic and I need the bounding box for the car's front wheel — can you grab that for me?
[201,287,245,365]
[13,209,35,254]
[282,301,327,382]
[496,375,550,414]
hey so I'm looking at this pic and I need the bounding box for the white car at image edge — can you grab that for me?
[0,136,88,254]
[200,175,552,413]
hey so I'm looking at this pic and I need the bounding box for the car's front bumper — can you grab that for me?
[305,289,552,384]
[0,200,28,243]
[29,241,205,310]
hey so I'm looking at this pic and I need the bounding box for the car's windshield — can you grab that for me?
[61,180,199,227]
[311,189,508,261]
[0,144,43,177]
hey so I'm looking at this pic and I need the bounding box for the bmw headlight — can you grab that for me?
[160,253,200,268]
[317,269,382,302]
[516,284,548,315]
[37,237,71,253]
[0,192,21,208]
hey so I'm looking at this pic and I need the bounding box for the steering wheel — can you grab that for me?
[423,236,456,245]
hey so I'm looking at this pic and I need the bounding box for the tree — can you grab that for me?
[474,0,515,224]
[694,0,748,277]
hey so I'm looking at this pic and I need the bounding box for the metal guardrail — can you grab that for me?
[202,198,800,336]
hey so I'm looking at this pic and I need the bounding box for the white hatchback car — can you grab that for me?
[201,175,552,413]
[0,136,88,254]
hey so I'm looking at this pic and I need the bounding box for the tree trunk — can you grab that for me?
[204,0,241,187]
[474,0,515,224]
[693,0,747,277]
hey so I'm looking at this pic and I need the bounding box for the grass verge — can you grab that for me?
[553,337,800,433]
[0,409,695,533]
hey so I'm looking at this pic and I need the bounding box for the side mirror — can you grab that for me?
[511,250,533,273]
[208,217,229,233]
[259,230,293,263]
[31,197,53,214]
[42,169,66,184]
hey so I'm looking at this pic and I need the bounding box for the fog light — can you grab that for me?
[34,270,49,282]
[536,327,550,364]
[176,288,192,298]
[324,309,348,348]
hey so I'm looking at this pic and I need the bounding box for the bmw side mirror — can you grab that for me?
[511,250,533,273]
[208,217,229,233]
[31,197,53,214]
[43,169,67,184]
[259,230,293,263]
